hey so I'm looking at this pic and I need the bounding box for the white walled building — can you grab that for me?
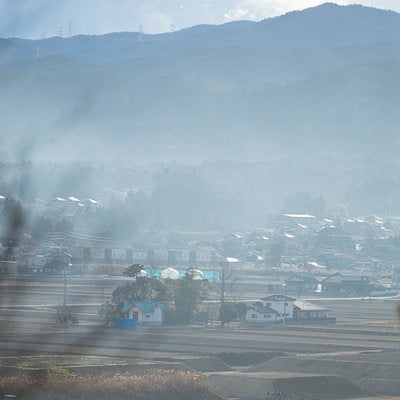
[245,305,278,323]
[260,295,295,322]
[121,302,170,325]
[246,295,333,324]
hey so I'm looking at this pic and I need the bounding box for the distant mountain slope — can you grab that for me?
[3,3,400,63]
[1,3,400,162]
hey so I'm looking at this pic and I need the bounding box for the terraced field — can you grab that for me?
[1,275,399,359]
[1,274,400,398]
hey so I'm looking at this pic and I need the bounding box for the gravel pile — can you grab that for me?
[206,371,366,400]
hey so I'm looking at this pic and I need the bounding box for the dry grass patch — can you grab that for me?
[0,370,222,400]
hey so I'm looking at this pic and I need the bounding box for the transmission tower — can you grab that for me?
[138,24,144,42]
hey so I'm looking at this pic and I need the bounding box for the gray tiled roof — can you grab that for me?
[249,305,278,314]
[260,294,296,301]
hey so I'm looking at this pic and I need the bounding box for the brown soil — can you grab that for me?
[206,371,366,400]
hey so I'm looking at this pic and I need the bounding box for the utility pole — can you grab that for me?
[282,283,287,324]
[62,252,71,310]
[219,261,226,326]
[63,262,67,309]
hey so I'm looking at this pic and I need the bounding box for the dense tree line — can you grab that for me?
[100,265,208,325]
[2,160,400,240]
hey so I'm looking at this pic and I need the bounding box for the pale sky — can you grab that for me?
[0,0,399,39]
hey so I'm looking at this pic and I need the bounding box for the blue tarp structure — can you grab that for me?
[115,318,136,328]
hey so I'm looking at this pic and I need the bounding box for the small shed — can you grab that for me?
[121,302,170,325]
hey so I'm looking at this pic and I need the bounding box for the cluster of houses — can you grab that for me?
[23,245,219,268]
[114,294,334,328]
[5,204,400,283]
[284,273,375,297]
[112,272,388,329]
[229,213,400,274]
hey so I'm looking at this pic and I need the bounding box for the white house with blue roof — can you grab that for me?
[121,302,170,325]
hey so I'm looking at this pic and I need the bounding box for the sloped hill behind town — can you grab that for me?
[1,3,400,162]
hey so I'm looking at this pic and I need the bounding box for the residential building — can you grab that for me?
[285,275,319,295]
[245,304,278,323]
[321,272,372,296]
[317,226,353,253]
[245,295,333,324]
[293,300,331,320]
[120,302,170,325]
[259,294,296,322]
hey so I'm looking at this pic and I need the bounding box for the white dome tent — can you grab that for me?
[160,267,180,280]
[188,268,204,280]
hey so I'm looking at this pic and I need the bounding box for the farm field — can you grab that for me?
[1,275,400,357]
[1,274,400,399]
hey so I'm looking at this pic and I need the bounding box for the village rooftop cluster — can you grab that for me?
[1,196,400,291]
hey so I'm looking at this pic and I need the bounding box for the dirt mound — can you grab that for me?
[182,356,232,372]
[206,371,366,400]
[216,351,285,366]
[358,378,400,396]
[273,375,366,399]
[247,356,400,381]
[247,355,400,395]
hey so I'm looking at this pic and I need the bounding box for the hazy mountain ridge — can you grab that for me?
[3,3,400,62]
[1,2,400,162]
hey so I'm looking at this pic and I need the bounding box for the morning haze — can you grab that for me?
[1,3,400,400]
[1,3,400,225]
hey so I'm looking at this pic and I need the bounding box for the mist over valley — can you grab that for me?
[3,5,400,400]
[1,3,400,233]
